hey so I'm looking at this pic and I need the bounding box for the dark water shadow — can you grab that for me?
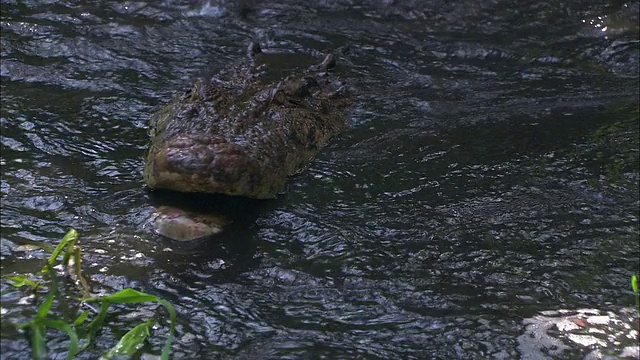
[143,188,282,280]
[147,188,271,223]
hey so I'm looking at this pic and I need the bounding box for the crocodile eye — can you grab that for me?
[319,54,336,71]
[271,89,286,105]
[292,77,318,97]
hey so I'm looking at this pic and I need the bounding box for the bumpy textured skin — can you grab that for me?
[144,48,350,199]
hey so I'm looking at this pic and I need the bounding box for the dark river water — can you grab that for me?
[1,1,639,359]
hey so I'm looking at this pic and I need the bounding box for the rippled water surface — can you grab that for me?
[1,1,639,359]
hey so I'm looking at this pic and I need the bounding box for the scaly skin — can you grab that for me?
[144,45,351,199]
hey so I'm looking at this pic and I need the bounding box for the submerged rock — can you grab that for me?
[518,308,639,359]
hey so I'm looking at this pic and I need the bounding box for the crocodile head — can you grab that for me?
[143,48,351,199]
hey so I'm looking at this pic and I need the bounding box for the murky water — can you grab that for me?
[1,1,638,359]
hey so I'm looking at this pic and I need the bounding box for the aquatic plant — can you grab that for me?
[5,230,176,360]
[633,274,639,313]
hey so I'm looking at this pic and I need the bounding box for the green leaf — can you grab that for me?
[157,299,177,360]
[42,230,78,274]
[33,264,60,321]
[84,288,159,304]
[101,320,155,360]
[29,322,48,360]
[72,247,91,297]
[8,276,39,289]
[74,311,91,327]
[85,302,111,347]
[37,290,56,320]
[40,319,80,360]
[84,289,177,359]
[83,288,176,359]
[633,275,638,294]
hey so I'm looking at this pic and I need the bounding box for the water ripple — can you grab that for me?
[0,1,637,359]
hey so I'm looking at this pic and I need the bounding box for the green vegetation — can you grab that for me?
[3,230,176,360]
[633,274,639,312]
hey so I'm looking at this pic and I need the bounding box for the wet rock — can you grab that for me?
[518,308,639,359]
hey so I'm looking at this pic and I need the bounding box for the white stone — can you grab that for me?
[556,318,580,331]
[586,315,611,325]
[566,334,606,347]
[620,346,639,358]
